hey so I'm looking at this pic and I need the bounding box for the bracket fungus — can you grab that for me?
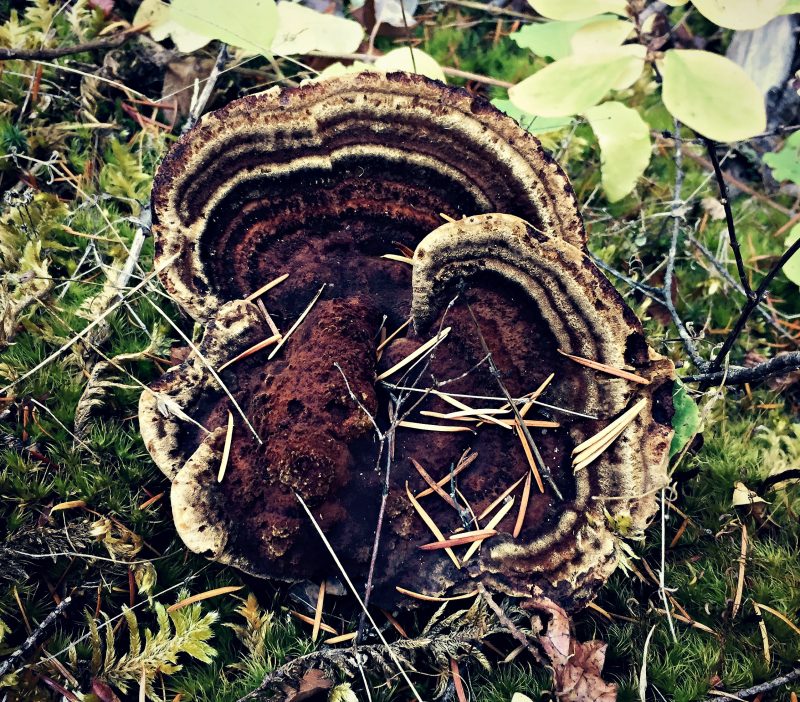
[140,72,675,611]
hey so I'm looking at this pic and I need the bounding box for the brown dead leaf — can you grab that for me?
[161,56,215,123]
[531,597,618,702]
[281,668,334,702]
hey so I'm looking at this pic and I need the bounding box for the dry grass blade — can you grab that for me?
[512,472,532,538]
[419,529,497,550]
[732,523,747,618]
[753,601,800,636]
[462,497,515,564]
[515,419,545,493]
[416,451,478,498]
[558,349,650,384]
[752,601,771,665]
[294,492,424,702]
[245,272,289,301]
[312,581,326,642]
[381,254,414,265]
[324,632,357,644]
[218,334,280,371]
[395,586,478,602]
[376,317,411,353]
[572,398,647,470]
[411,458,459,510]
[406,482,460,568]
[167,585,243,612]
[397,420,472,433]
[377,327,451,380]
[653,608,717,635]
[290,610,337,635]
[477,474,526,520]
[268,285,326,360]
[217,411,234,483]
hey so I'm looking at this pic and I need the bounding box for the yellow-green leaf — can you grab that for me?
[374,47,446,82]
[584,101,651,202]
[527,0,627,20]
[511,15,616,60]
[508,45,645,117]
[691,0,785,29]
[570,18,633,54]
[784,224,800,288]
[271,2,363,56]
[133,0,210,53]
[659,49,766,142]
[170,0,278,55]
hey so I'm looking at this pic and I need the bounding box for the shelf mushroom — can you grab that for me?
[139,72,675,611]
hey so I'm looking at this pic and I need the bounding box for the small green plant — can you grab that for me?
[501,0,790,201]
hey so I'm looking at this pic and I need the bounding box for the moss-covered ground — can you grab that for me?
[1,2,799,700]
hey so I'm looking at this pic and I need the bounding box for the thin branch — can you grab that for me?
[706,236,800,377]
[0,31,135,61]
[702,137,753,300]
[683,351,800,386]
[664,120,706,370]
[705,667,800,701]
[0,596,74,677]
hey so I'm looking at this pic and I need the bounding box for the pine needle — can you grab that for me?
[381,254,414,265]
[419,529,498,550]
[50,500,87,512]
[376,327,451,380]
[397,420,472,433]
[324,632,357,644]
[430,389,510,429]
[218,334,280,371]
[268,284,326,360]
[558,349,650,384]
[376,317,411,353]
[411,458,459,510]
[515,419,544,493]
[290,610,337,635]
[395,586,478,603]
[732,523,747,618]
[572,398,647,470]
[462,497,515,564]
[512,472,532,538]
[138,493,164,510]
[450,658,468,702]
[167,585,243,612]
[217,411,234,483]
[245,273,289,301]
[416,451,479,498]
[477,475,526,520]
[312,581,326,642]
[405,482,460,568]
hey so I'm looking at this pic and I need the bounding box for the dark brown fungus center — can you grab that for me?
[139,72,675,611]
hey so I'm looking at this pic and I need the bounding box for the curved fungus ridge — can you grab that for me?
[151,71,586,323]
[140,73,675,612]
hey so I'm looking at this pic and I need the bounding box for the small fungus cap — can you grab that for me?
[140,72,674,611]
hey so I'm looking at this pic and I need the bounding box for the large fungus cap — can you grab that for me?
[140,72,675,611]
